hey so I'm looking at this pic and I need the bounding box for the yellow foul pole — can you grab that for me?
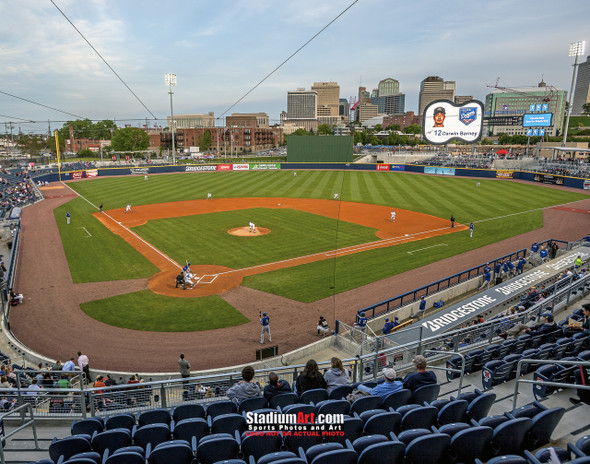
[54,130,61,182]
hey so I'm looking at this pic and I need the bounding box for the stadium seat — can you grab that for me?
[269,393,299,409]
[283,424,323,452]
[211,413,247,436]
[238,396,268,414]
[258,451,299,464]
[104,450,144,464]
[569,435,590,458]
[91,429,132,457]
[436,399,468,425]
[350,434,390,455]
[448,426,493,464]
[71,417,103,436]
[303,442,344,463]
[62,451,101,464]
[282,403,317,417]
[137,408,171,427]
[172,417,210,450]
[405,433,450,464]
[465,391,496,422]
[435,422,470,438]
[309,449,358,464]
[328,385,354,400]
[362,411,401,436]
[132,423,170,453]
[489,417,532,456]
[49,435,91,462]
[206,400,238,419]
[172,403,206,422]
[381,389,411,410]
[400,405,438,431]
[196,433,240,464]
[322,417,362,445]
[410,384,440,404]
[358,441,404,464]
[525,446,571,463]
[349,395,382,415]
[105,413,135,432]
[524,407,565,449]
[446,354,477,381]
[394,429,432,446]
[148,440,193,464]
[481,360,515,390]
[299,388,329,405]
[239,430,283,461]
[316,399,350,416]
[475,456,528,464]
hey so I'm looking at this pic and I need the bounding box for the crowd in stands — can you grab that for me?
[0,169,38,213]
[411,153,496,169]
[530,158,590,178]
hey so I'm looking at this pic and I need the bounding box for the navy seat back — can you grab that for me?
[211,413,247,435]
[322,417,362,445]
[258,451,298,464]
[238,396,268,414]
[449,426,493,464]
[172,403,205,422]
[525,407,565,449]
[395,428,431,446]
[490,417,532,456]
[437,400,468,425]
[328,385,354,400]
[350,395,382,415]
[283,424,323,452]
[269,393,298,409]
[72,418,104,436]
[138,408,171,427]
[172,417,210,446]
[405,433,450,464]
[316,399,350,416]
[150,440,193,464]
[410,384,440,404]
[196,434,239,464]
[49,437,91,464]
[363,411,401,436]
[240,431,283,461]
[466,392,496,422]
[401,406,438,431]
[351,434,389,455]
[358,441,404,464]
[305,443,344,462]
[300,388,329,405]
[132,423,170,451]
[104,451,145,464]
[436,422,470,438]
[310,449,358,464]
[382,389,411,410]
[206,400,238,419]
[91,429,131,456]
[105,413,135,431]
[282,403,317,417]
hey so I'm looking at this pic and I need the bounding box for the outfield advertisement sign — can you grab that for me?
[534,174,564,185]
[86,169,98,177]
[185,165,216,172]
[250,163,280,170]
[376,164,390,171]
[391,165,406,171]
[496,170,514,179]
[584,180,590,190]
[390,247,590,344]
[422,100,484,144]
[233,164,250,171]
[217,164,233,171]
[130,168,149,175]
[424,167,455,176]
[71,171,84,179]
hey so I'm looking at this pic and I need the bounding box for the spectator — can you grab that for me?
[62,358,76,372]
[564,304,590,337]
[402,355,437,392]
[575,255,584,270]
[56,374,71,389]
[356,368,403,398]
[104,374,117,387]
[93,375,106,394]
[324,357,351,394]
[317,316,330,337]
[52,360,63,371]
[498,314,538,339]
[127,375,140,385]
[296,359,327,396]
[0,375,10,389]
[27,379,41,396]
[226,366,261,404]
[263,372,291,401]
[525,313,557,336]
[77,351,90,384]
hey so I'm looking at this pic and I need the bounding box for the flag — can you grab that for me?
[502,105,509,110]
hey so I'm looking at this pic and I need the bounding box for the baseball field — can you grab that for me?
[51,169,587,333]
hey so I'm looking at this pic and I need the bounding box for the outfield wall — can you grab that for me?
[31,162,590,190]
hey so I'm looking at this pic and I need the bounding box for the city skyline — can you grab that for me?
[1,0,589,134]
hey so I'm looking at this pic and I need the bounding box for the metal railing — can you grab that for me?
[0,403,40,464]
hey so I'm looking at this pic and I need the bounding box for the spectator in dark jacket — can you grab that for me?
[296,359,327,396]
[402,355,437,392]
[525,313,557,336]
[263,372,291,401]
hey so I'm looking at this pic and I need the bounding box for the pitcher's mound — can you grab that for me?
[228,227,270,237]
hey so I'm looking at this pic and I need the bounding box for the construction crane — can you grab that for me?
[487,77,557,102]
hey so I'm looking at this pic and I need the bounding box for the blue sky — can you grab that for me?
[1,0,589,134]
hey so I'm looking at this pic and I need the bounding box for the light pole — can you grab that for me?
[562,40,586,147]
[165,73,177,163]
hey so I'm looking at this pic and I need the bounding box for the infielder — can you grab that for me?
[333,193,339,200]
[390,210,396,222]
[125,203,132,213]
[260,312,271,343]
[249,221,256,233]
[207,192,212,200]
[469,222,474,238]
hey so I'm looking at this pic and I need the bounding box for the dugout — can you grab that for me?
[287,135,353,163]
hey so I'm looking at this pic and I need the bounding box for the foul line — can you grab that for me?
[80,227,92,237]
[407,243,448,255]
[60,182,182,271]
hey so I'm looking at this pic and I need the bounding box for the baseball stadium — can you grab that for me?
[1,157,590,463]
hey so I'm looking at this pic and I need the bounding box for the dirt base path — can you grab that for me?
[8,184,590,373]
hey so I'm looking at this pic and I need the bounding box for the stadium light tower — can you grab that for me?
[165,73,177,163]
[562,40,586,147]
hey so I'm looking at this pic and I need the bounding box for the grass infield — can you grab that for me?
[58,170,588,328]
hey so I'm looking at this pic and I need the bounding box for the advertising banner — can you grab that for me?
[130,168,149,175]
[71,171,84,179]
[185,165,216,172]
[424,166,455,176]
[533,173,564,185]
[422,100,484,144]
[233,164,250,171]
[496,170,514,179]
[391,165,406,171]
[217,164,233,171]
[584,179,590,190]
[250,163,280,170]
[86,169,98,177]
[376,164,390,171]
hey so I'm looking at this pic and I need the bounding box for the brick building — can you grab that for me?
[382,111,423,130]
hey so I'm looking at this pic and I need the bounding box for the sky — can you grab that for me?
[1,0,590,135]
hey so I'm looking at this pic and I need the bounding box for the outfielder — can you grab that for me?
[207,192,212,200]
[333,193,339,200]
[66,211,70,225]
[469,222,474,238]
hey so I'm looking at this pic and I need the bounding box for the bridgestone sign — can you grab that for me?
[185,165,216,172]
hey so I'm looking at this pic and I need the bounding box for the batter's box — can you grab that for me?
[197,274,218,284]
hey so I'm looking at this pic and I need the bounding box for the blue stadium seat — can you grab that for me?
[196,433,240,464]
[299,388,329,405]
[322,417,362,445]
[104,450,144,464]
[350,395,382,415]
[207,400,238,419]
[405,433,450,464]
[400,405,438,431]
[269,393,299,409]
[148,440,193,464]
[71,418,103,436]
[465,391,496,422]
[362,411,401,436]
[258,451,299,464]
[172,403,205,422]
[62,450,101,464]
[239,430,283,462]
[210,413,247,436]
[358,441,404,464]
[172,417,210,450]
[435,422,470,438]
[328,385,354,400]
[475,455,528,464]
[409,384,440,404]
[489,417,532,457]
[436,399,468,426]
[137,408,171,427]
[105,413,135,432]
[303,442,344,463]
[569,435,590,458]
[381,389,411,410]
[283,424,322,452]
[394,429,431,446]
[91,429,132,457]
[132,423,170,453]
[350,434,389,455]
[238,397,268,414]
[282,403,317,417]
[310,449,357,464]
[448,426,493,464]
[316,399,350,416]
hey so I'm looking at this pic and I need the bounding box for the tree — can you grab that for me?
[373,124,383,133]
[317,124,332,135]
[402,124,422,134]
[16,135,46,155]
[111,127,149,151]
[480,138,493,145]
[582,103,590,115]
[385,124,400,131]
[199,130,212,151]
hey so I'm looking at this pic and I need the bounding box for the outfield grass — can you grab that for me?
[65,171,588,303]
[132,208,377,269]
[80,290,248,331]
[54,198,158,283]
